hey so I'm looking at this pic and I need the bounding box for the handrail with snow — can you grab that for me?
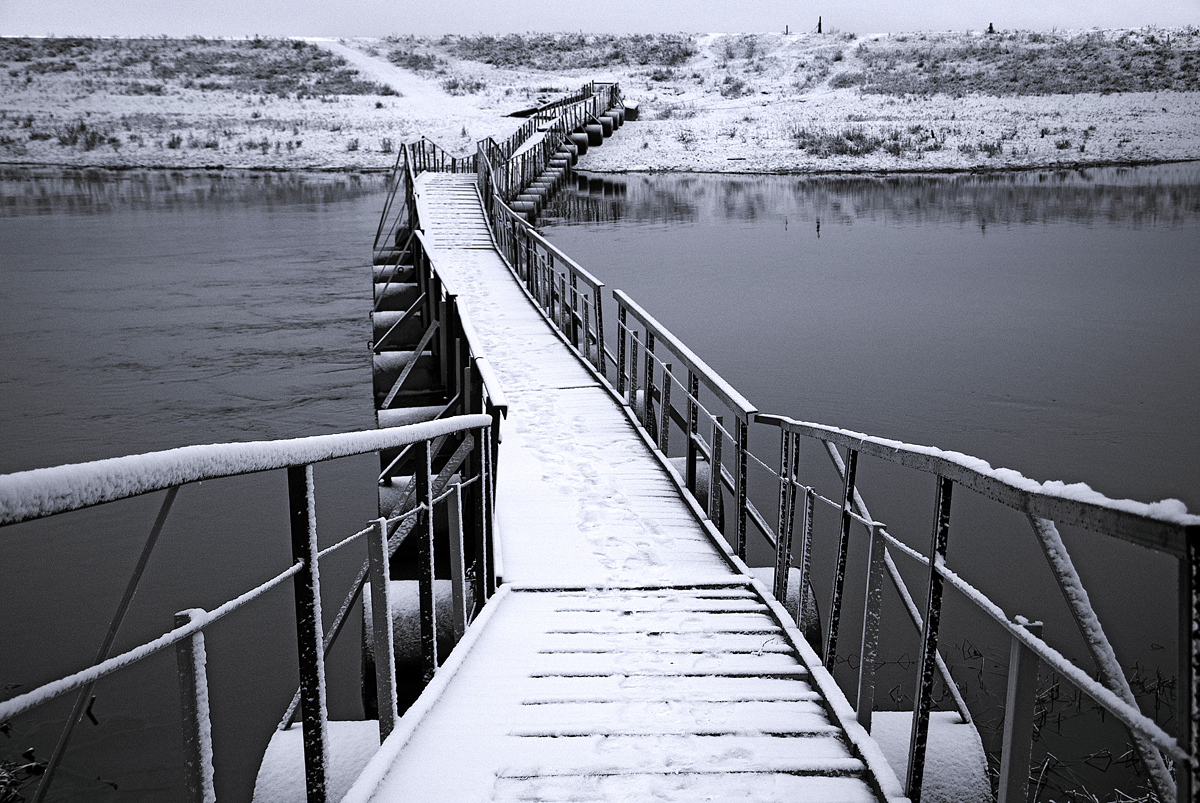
[0,413,497,803]
[756,413,1200,555]
[0,417,492,527]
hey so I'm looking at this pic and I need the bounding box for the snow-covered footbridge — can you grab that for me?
[2,83,1197,803]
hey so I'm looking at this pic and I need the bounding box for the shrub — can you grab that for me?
[346,138,359,152]
[1055,138,1072,149]
[380,137,393,153]
[720,75,749,97]
[445,33,696,70]
[388,49,445,73]
[442,76,486,95]
[167,133,183,149]
[791,125,885,157]
[829,72,863,89]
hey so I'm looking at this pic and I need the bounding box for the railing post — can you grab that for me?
[287,464,329,803]
[366,517,399,742]
[856,522,887,732]
[998,618,1043,803]
[734,415,749,561]
[709,415,723,530]
[629,330,640,410]
[483,424,498,598]
[659,364,672,454]
[798,486,816,638]
[447,480,468,642]
[907,475,954,803]
[616,305,627,397]
[415,439,439,683]
[643,332,656,438]
[825,447,858,672]
[775,429,795,601]
[1181,530,1199,803]
[174,609,216,803]
[685,371,699,493]
[569,275,581,349]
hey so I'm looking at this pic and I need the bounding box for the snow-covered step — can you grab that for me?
[527,649,804,678]
[341,586,902,803]
[517,674,819,703]
[489,772,880,803]
[491,732,858,774]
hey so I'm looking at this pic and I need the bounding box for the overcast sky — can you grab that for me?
[1,0,1196,38]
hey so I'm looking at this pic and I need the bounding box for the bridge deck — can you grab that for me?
[415,172,734,587]
[343,173,901,803]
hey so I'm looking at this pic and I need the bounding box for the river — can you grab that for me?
[1,163,1197,801]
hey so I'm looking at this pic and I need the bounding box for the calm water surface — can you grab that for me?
[542,164,1200,798]
[1,168,388,802]
[2,164,1197,801]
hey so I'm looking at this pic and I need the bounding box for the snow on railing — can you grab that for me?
[494,212,1199,802]
[0,415,496,803]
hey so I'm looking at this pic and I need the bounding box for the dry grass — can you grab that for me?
[0,37,396,99]
[437,33,697,70]
[842,27,1200,96]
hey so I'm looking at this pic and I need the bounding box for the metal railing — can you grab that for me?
[489,197,608,376]
[475,183,1200,803]
[0,415,497,803]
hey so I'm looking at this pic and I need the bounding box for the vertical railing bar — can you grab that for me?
[415,440,438,683]
[594,287,607,376]
[288,464,329,803]
[906,475,954,803]
[447,481,467,642]
[1182,531,1199,803]
[734,416,749,561]
[616,306,628,397]
[825,446,858,672]
[686,371,699,494]
[659,364,673,455]
[998,618,1043,803]
[483,426,497,598]
[709,415,724,530]
[174,608,216,803]
[774,430,793,602]
[856,522,887,732]
[629,330,640,411]
[366,517,399,742]
[643,332,656,437]
[798,486,816,641]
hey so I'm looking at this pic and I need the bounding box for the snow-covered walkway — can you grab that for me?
[414,172,735,587]
[339,173,905,802]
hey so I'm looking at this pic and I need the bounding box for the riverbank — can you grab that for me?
[1,30,1197,173]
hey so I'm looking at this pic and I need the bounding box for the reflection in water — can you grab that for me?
[544,163,1200,228]
[0,167,386,217]
[0,169,388,803]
